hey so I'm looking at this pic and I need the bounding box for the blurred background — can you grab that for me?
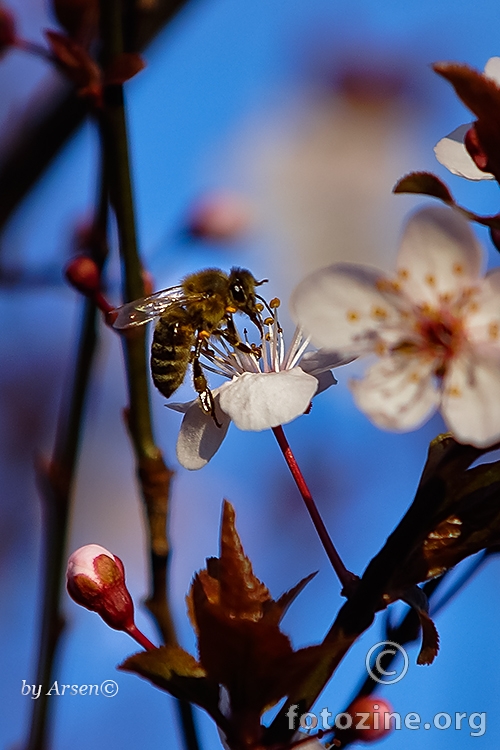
[2,0,500,748]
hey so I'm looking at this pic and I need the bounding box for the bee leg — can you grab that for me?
[219,314,253,354]
[192,356,222,428]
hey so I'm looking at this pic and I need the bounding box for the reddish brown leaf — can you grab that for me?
[119,644,220,714]
[416,610,440,665]
[218,500,271,619]
[394,171,454,203]
[433,62,500,124]
[394,171,500,229]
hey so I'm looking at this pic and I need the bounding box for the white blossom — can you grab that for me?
[290,205,500,448]
[169,305,349,470]
[434,57,500,180]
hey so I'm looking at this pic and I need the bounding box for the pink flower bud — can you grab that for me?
[65,255,100,295]
[187,193,251,241]
[346,696,394,742]
[0,6,16,54]
[66,544,135,631]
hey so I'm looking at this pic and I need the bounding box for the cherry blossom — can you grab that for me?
[433,57,500,180]
[290,205,500,448]
[169,303,349,470]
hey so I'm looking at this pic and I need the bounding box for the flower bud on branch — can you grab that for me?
[67,544,156,650]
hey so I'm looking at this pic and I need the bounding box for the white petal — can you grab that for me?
[176,394,230,470]
[67,544,115,584]
[484,56,500,85]
[300,348,356,375]
[396,205,484,306]
[290,263,400,352]
[350,354,440,431]
[464,268,500,347]
[441,351,500,447]
[434,124,494,180]
[166,399,195,414]
[314,369,337,394]
[218,369,318,431]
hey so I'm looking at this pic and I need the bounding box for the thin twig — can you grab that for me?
[0,0,189,233]
[25,172,109,750]
[272,425,357,594]
[98,2,200,749]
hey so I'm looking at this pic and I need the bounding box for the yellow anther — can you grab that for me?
[447,385,462,398]
[425,274,436,287]
[371,306,388,320]
[346,310,360,323]
[269,297,281,308]
[489,322,499,340]
[264,317,274,326]
[226,305,237,313]
[397,268,409,280]
[453,263,464,275]
[255,303,264,312]
[199,330,211,339]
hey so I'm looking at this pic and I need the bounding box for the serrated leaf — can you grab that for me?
[433,62,500,124]
[385,446,500,592]
[218,501,271,619]
[416,610,440,665]
[185,500,319,726]
[119,645,220,715]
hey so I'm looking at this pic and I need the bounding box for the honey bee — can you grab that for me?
[113,268,266,424]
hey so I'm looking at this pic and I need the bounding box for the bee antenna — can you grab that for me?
[256,278,268,287]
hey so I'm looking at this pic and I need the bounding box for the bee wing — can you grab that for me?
[113,286,197,329]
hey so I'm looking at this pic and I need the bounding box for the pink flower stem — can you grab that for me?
[126,623,156,651]
[272,425,358,594]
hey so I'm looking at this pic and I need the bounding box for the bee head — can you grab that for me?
[228,267,267,331]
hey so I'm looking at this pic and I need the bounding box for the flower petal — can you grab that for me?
[349,353,440,431]
[176,393,231,470]
[434,124,494,180]
[314,369,337,394]
[67,544,115,584]
[218,369,318,431]
[290,263,400,352]
[441,351,500,447]
[396,206,484,306]
[464,267,500,348]
[484,56,500,85]
[300,348,356,375]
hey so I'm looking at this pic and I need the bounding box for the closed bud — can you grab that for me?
[66,544,135,631]
[65,255,100,295]
[346,696,394,742]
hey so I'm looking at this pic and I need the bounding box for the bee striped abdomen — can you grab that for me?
[150,309,195,399]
